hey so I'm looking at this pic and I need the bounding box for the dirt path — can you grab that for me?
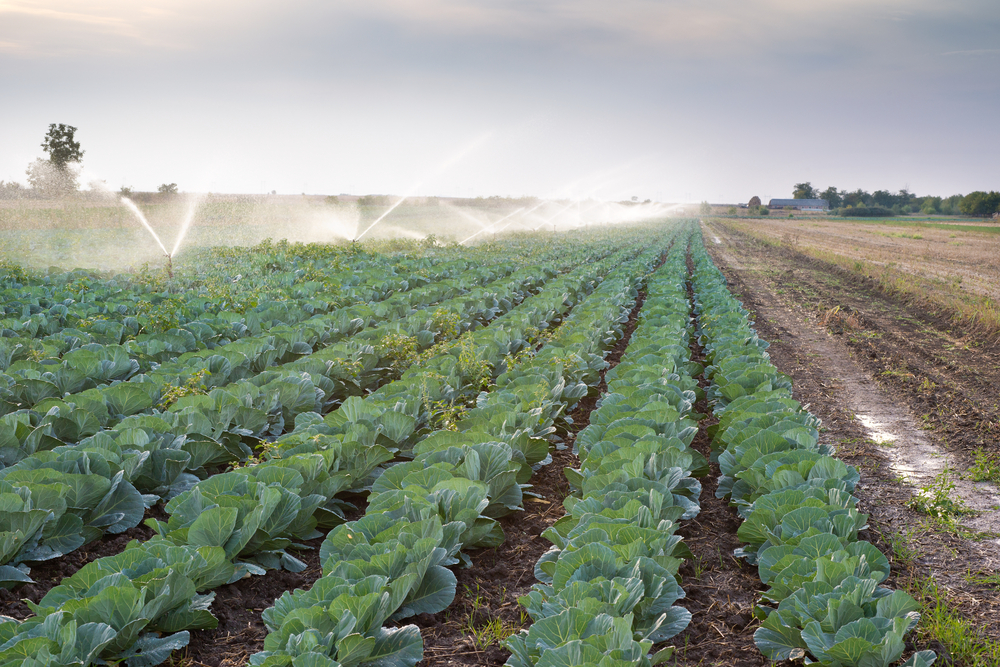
[704,220,1000,659]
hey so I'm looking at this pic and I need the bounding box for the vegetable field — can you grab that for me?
[0,220,950,667]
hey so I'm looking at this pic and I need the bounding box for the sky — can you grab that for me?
[1,0,998,203]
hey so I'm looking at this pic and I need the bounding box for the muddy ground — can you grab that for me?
[704,219,1000,664]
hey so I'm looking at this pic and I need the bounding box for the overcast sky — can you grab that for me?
[1,0,998,202]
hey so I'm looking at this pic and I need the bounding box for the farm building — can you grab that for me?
[768,198,828,211]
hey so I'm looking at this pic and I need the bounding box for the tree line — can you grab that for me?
[793,182,999,217]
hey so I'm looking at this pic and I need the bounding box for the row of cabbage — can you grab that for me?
[0,235,649,665]
[246,231,675,667]
[689,232,936,667]
[504,228,703,667]
[0,242,421,357]
[0,251,575,586]
[0,250,497,414]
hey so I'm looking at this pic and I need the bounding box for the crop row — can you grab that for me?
[689,232,936,667]
[0,251,505,414]
[0,244,439,357]
[245,232,679,666]
[0,231,660,665]
[0,248,579,584]
[507,227,704,666]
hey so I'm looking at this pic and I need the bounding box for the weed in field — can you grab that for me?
[965,569,1000,588]
[431,308,461,342]
[967,448,1000,484]
[907,575,1000,666]
[907,468,974,527]
[691,555,705,578]
[429,399,468,431]
[887,528,919,566]
[158,369,209,409]
[462,584,525,650]
[376,331,419,368]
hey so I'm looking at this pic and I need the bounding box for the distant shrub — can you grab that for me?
[839,206,893,217]
[759,207,769,216]
[357,194,391,206]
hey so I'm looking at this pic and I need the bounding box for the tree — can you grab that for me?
[0,181,25,200]
[792,182,816,199]
[872,190,896,208]
[699,201,711,214]
[841,189,871,209]
[41,124,84,170]
[819,187,842,209]
[158,183,179,195]
[959,191,1000,217]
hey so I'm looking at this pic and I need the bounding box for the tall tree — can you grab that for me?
[41,124,84,170]
[959,191,1000,217]
[792,182,816,199]
[819,186,842,209]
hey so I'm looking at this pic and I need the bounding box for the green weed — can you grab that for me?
[907,468,973,527]
[967,449,1000,484]
[462,584,526,650]
[907,575,1000,666]
[887,528,919,566]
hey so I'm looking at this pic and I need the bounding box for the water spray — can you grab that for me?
[121,197,174,276]
[352,131,494,242]
[459,200,550,244]
[121,195,202,279]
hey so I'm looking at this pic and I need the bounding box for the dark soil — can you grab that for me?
[179,536,328,667]
[705,221,1000,663]
[0,506,161,619]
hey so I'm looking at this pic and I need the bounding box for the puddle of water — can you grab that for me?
[855,414,896,444]
[855,412,1000,538]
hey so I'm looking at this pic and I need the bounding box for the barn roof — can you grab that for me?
[769,198,829,207]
